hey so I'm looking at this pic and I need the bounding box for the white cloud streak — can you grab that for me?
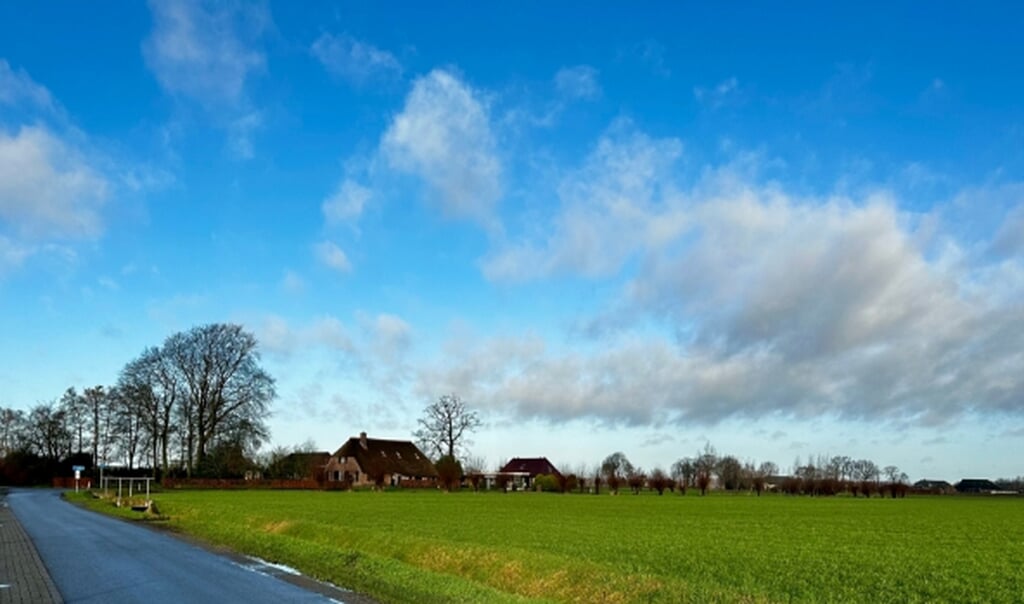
[314,240,352,273]
[0,59,56,111]
[555,65,601,101]
[322,179,371,225]
[311,33,402,85]
[694,76,739,108]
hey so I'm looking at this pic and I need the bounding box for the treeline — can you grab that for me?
[467,446,914,498]
[0,323,274,485]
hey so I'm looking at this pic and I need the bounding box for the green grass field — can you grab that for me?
[76,489,1024,603]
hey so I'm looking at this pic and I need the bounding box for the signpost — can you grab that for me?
[72,465,85,492]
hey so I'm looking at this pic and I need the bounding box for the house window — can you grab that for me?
[380,450,387,457]
[395,452,402,459]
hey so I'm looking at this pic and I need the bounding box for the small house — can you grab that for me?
[324,433,437,488]
[499,457,561,490]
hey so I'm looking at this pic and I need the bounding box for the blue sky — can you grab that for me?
[2,2,1022,480]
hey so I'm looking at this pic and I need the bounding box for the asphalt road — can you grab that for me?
[7,489,353,604]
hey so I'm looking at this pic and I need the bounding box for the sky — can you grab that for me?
[1,2,1022,481]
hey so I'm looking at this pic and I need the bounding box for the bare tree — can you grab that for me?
[59,388,87,456]
[627,468,646,495]
[602,452,633,495]
[758,460,778,478]
[108,386,147,470]
[413,394,481,461]
[695,443,718,496]
[81,386,113,469]
[672,457,696,488]
[164,324,275,476]
[717,455,743,490]
[649,467,670,495]
[120,346,181,478]
[26,402,70,461]
[0,407,27,458]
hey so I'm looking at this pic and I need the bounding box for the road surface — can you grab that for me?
[7,489,357,603]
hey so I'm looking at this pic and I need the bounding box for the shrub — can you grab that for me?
[435,456,463,492]
[534,474,559,492]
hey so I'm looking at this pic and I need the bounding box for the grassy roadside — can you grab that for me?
[68,489,1024,603]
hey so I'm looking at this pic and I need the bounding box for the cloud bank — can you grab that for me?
[426,124,1023,428]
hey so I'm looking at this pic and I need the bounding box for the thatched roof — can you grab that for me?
[334,435,437,478]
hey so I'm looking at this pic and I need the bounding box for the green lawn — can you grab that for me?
[75,489,1024,603]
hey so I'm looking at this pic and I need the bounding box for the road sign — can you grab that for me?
[72,465,85,472]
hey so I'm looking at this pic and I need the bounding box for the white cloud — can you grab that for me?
[226,110,262,159]
[0,126,109,239]
[694,76,739,108]
[470,123,1024,428]
[370,313,411,359]
[258,314,354,357]
[382,69,502,224]
[280,270,305,294]
[0,236,31,274]
[991,203,1024,258]
[483,122,685,281]
[143,0,269,158]
[143,0,268,108]
[311,33,402,85]
[322,179,371,224]
[554,65,601,101]
[314,240,352,273]
[0,59,56,111]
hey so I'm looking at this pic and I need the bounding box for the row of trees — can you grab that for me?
[410,395,916,497]
[1,324,275,484]
[453,447,912,498]
[584,448,910,497]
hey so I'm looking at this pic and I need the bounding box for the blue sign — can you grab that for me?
[72,465,85,471]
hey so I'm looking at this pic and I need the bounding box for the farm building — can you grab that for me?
[499,457,561,489]
[954,479,1000,493]
[324,433,437,488]
[912,479,954,493]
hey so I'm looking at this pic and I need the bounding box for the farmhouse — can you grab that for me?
[499,457,561,489]
[324,433,437,487]
[954,478,1000,494]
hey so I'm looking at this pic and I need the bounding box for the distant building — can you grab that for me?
[324,433,437,488]
[954,479,1000,494]
[499,457,561,490]
[913,479,953,494]
[763,475,791,491]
